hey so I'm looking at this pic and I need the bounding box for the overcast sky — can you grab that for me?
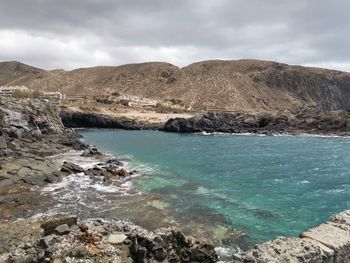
[0,0,349,71]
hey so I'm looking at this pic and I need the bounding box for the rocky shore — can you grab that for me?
[0,98,218,262]
[0,214,217,263]
[60,107,350,136]
[233,210,350,262]
[2,97,350,263]
[60,110,161,130]
[163,110,350,136]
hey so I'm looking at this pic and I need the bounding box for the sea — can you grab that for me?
[38,129,350,255]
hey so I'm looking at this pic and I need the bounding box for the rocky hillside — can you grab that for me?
[1,60,350,112]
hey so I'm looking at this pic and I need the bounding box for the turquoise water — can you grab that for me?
[79,129,350,248]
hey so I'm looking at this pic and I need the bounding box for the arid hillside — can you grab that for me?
[1,59,350,112]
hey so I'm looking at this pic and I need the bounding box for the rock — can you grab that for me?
[300,222,350,259]
[0,136,7,150]
[117,169,129,177]
[81,146,102,157]
[39,234,57,249]
[41,214,77,236]
[236,237,334,263]
[54,224,70,235]
[108,234,127,245]
[163,111,350,135]
[60,162,85,174]
[106,158,123,166]
[136,246,147,263]
[60,110,161,130]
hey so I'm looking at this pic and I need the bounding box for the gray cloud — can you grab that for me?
[0,0,349,71]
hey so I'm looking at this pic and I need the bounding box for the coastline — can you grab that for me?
[1,97,350,262]
[0,98,218,262]
[60,109,350,137]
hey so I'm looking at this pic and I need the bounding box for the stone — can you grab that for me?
[60,162,85,174]
[0,136,7,150]
[54,224,70,235]
[237,237,334,263]
[330,210,350,226]
[108,234,128,245]
[41,215,77,236]
[39,234,56,249]
[300,222,350,260]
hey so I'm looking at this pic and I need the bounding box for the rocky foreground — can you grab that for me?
[0,97,218,262]
[0,214,217,263]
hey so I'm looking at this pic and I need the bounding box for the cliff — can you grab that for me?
[163,111,350,135]
[1,59,350,113]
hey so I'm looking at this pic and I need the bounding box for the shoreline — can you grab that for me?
[1,97,350,262]
[60,109,350,137]
[0,97,219,262]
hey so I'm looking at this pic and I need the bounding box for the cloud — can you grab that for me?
[0,0,349,71]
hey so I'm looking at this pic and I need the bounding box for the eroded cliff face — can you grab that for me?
[0,97,79,157]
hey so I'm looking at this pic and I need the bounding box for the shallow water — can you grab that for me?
[41,129,350,251]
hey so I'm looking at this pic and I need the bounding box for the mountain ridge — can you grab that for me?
[1,59,350,113]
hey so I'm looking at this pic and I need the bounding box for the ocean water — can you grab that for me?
[78,129,350,249]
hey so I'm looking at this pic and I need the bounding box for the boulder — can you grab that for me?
[40,214,77,236]
[54,224,70,235]
[60,162,85,174]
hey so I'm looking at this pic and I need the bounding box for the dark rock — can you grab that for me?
[54,224,70,235]
[41,214,77,236]
[136,246,147,263]
[39,235,56,249]
[61,162,85,174]
[60,110,160,130]
[81,146,102,157]
[106,158,123,166]
[0,136,7,150]
[163,111,350,135]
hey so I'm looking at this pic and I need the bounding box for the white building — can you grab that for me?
[0,86,29,96]
[43,92,66,100]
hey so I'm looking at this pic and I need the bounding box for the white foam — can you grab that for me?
[195,131,350,139]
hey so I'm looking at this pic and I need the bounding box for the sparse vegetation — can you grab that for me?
[96,98,114,104]
[12,90,43,98]
[169,98,185,107]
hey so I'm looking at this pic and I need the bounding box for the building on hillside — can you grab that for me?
[116,94,158,107]
[65,94,98,104]
[43,92,66,100]
[0,86,29,97]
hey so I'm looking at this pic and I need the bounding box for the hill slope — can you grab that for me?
[1,59,350,112]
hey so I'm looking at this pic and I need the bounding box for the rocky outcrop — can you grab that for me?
[0,214,218,263]
[60,110,161,130]
[163,111,350,135]
[233,210,350,263]
[0,97,85,157]
[0,97,87,220]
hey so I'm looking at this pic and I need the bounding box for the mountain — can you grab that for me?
[1,59,350,112]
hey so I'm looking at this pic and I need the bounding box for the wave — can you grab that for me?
[195,131,350,138]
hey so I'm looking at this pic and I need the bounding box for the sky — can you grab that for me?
[0,0,349,71]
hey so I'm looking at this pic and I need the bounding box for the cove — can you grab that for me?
[78,129,350,248]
